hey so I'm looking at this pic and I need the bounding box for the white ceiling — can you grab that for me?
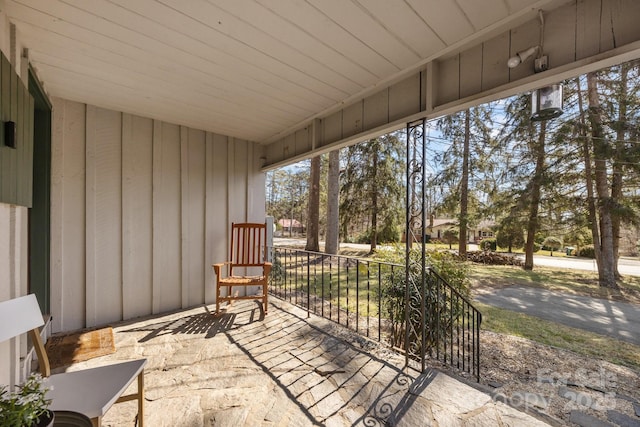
[5,0,566,143]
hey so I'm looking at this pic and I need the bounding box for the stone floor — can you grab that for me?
[60,298,551,426]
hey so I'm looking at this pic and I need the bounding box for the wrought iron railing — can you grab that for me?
[401,265,482,381]
[268,246,482,381]
[268,246,401,342]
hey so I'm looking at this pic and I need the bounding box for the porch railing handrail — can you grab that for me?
[270,245,404,267]
[426,265,482,313]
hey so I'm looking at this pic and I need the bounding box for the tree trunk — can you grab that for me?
[325,150,340,254]
[587,72,618,289]
[370,150,378,254]
[524,121,546,271]
[611,62,629,278]
[576,77,602,270]
[458,109,470,256]
[305,156,320,252]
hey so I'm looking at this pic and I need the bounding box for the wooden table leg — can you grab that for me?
[138,371,144,427]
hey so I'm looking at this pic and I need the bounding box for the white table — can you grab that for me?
[46,359,147,426]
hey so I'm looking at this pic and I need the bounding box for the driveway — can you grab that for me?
[475,286,640,346]
[274,238,640,277]
[518,254,640,277]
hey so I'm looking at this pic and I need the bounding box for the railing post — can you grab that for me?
[266,216,274,263]
[406,118,427,371]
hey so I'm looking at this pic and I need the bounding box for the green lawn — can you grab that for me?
[272,255,398,316]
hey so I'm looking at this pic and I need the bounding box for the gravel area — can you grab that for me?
[480,330,640,426]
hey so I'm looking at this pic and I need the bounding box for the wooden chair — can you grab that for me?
[0,294,146,427]
[213,222,272,315]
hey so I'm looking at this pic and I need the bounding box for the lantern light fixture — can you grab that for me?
[531,84,563,121]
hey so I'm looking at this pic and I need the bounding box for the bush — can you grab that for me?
[269,251,284,282]
[355,225,401,244]
[374,246,471,349]
[374,246,470,297]
[542,236,563,252]
[480,238,497,251]
[577,245,596,258]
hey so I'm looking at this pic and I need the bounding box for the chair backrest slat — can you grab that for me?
[0,294,45,343]
[229,222,267,268]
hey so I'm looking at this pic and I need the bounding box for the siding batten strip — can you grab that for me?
[180,126,189,309]
[85,105,97,327]
[152,120,162,315]
[204,132,213,304]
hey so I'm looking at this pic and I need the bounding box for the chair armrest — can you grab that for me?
[263,262,272,276]
[212,263,225,276]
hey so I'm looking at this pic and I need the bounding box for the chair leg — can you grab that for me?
[216,282,220,315]
[263,285,268,314]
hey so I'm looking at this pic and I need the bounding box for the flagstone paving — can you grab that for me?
[59,299,551,426]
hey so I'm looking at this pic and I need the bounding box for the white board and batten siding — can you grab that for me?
[0,203,29,388]
[51,100,86,332]
[50,97,266,333]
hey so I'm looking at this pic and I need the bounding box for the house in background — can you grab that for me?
[277,219,305,235]
[427,218,457,240]
[427,218,496,243]
[1,0,639,389]
[472,220,497,243]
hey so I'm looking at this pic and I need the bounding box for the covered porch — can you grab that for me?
[1,0,640,421]
[68,298,547,426]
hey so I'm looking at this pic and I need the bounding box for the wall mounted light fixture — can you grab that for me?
[507,46,539,69]
[4,121,16,149]
[507,10,564,122]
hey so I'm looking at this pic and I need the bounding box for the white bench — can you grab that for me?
[0,294,147,427]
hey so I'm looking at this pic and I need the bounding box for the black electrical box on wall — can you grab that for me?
[4,121,16,148]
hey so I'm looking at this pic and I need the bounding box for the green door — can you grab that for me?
[28,70,52,314]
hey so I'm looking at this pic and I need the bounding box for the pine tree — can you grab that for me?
[340,133,405,253]
[587,71,618,289]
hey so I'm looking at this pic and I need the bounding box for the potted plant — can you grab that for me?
[0,373,54,427]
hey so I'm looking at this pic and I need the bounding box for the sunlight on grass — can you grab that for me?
[475,302,640,370]
[278,264,386,316]
[468,263,640,302]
